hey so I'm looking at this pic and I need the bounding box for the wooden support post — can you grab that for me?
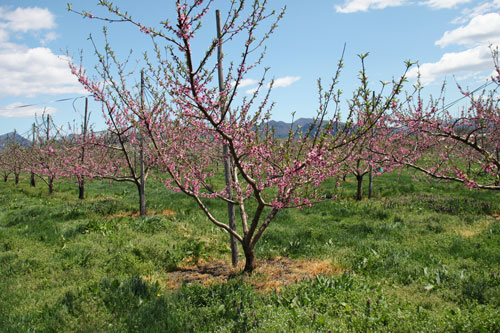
[138,70,147,216]
[217,9,239,267]
[79,98,88,199]
[30,123,36,187]
[46,115,54,194]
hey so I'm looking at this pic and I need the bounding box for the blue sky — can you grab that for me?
[0,0,499,136]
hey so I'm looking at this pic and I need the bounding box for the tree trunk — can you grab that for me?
[48,176,54,194]
[356,174,363,201]
[137,181,146,216]
[243,243,256,273]
[224,150,238,267]
[30,173,36,187]
[368,166,373,199]
[14,173,19,185]
[3,175,8,182]
[78,177,85,200]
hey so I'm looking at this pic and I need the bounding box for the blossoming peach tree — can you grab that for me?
[19,109,126,201]
[0,131,25,185]
[392,49,500,191]
[69,36,154,214]
[342,53,408,200]
[26,115,67,194]
[60,121,128,200]
[69,0,412,272]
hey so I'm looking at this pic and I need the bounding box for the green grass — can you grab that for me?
[1,170,500,332]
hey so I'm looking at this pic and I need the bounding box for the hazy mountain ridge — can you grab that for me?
[0,118,339,146]
[266,118,346,138]
[0,132,32,150]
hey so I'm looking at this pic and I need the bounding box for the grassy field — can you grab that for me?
[1,170,500,332]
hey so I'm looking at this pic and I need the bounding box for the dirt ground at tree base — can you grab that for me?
[143,257,344,293]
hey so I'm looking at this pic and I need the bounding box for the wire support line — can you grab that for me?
[0,95,92,111]
[441,80,496,112]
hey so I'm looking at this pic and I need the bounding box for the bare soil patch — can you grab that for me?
[452,219,491,238]
[144,257,343,293]
[108,209,176,219]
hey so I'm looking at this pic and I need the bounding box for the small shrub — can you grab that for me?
[87,199,127,216]
[61,290,77,315]
[78,219,118,235]
[131,215,170,234]
[164,244,186,271]
[488,221,500,235]
[461,273,500,305]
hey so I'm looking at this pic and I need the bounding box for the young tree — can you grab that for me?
[0,165,11,183]
[0,131,25,184]
[57,100,125,200]
[75,97,91,200]
[70,42,152,214]
[70,0,412,272]
[27,115,64,194]
[343,54,406,200]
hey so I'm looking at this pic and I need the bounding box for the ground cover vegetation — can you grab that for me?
[0,171,499,332]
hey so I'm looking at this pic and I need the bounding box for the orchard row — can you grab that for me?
[2,0,499,271]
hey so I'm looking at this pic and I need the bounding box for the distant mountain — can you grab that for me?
[0,132,32,150]
[266,118,314,138]
[266,118,344,138]
[0,119,346,150]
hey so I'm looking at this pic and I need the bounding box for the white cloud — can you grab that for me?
[335,0,406,13]
[408,45,494,84]
[0,7,83,100]
[0,46,87,98]
[0,102,56,118]
[436,13,500,47]
[335,0,473,13]
[455,71,489,82]
[335,0,500,86]
[41,32,58,45]
[231,78,258,88]
[421,0,471,9]
[245,76,301,94]
[453,0,500,23]
[0,7,55,32]
[270,76,301,88]
[0,28,7,42]
[410,2,500,85]
[245,87,258,94]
